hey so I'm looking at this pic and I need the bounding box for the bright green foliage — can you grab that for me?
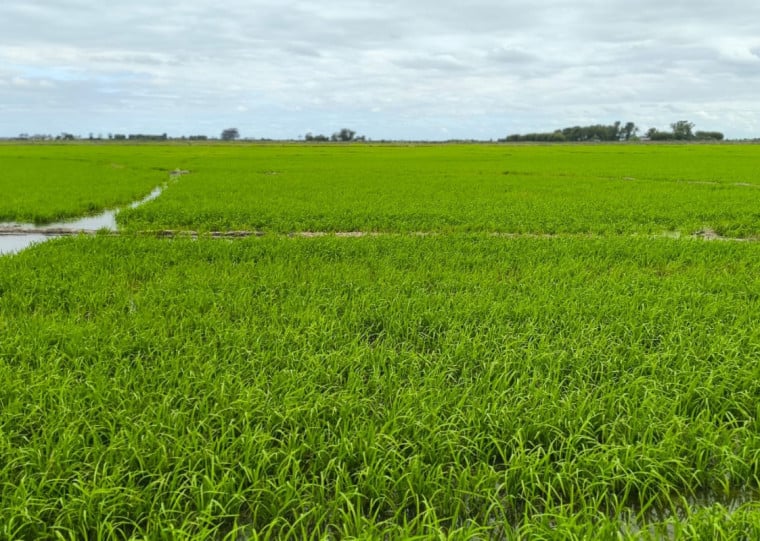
[3,142,760,537]
[0,144,172,223]
[4,143,760,236]
[116,144,760,236]
[2,235,760,538]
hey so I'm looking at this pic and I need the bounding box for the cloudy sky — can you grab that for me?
[2,0,760,140]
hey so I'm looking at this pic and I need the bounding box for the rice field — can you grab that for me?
[116,144,760,236]
[0,144,174,224]
[1,142,760,539]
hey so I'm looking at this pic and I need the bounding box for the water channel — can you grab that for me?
[0,185,165,256]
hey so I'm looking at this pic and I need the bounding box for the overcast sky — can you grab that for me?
[2,0,760,140]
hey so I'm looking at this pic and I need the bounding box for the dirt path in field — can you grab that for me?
[1,227,756,243]
[2,165,758,252]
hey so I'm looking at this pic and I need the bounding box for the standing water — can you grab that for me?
[0,184,165,255]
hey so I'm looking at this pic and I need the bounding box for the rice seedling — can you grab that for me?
[1,234,759,537]
[0,144,174,224]
[114,143,760,237]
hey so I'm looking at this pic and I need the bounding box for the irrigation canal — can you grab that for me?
[0,184,165,256]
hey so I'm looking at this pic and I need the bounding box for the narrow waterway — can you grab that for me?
[0,184,165,255]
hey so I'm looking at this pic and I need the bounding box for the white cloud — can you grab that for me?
[1,0,760,138]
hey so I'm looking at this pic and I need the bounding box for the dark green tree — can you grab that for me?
[670,121,695,140]
[695,130,724,141]
[331,128,357,142]
[221,128,240,141]
[622,122,638,140]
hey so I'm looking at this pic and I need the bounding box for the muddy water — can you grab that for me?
[0,234,52,256]
[0,185,164,255]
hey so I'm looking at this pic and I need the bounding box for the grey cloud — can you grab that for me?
[1,0,760,139]
[392,53,470,72]
[282,43,323,58]
[487,48,536,65]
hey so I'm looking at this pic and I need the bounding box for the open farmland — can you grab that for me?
[0,145,178,224]
[1,143,760,538]
[115,144,760,237]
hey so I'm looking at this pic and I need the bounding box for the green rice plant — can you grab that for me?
[5,142,760,236]
[0,143,175,223]
[1,235,760,537]
[114,143,760,236]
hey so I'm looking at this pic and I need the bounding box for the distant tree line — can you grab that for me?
[305,128,367,142]
[14,131,222,142]
[503,120,724,143]
[10,122,728,143]
[15,133,74,141]
[503,121,638,142]
[127,133,168,141]
[645,121,724,141]
[106,133,168,141]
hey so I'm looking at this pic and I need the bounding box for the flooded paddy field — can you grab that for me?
[0,185,165,255]
[1,142,760,538]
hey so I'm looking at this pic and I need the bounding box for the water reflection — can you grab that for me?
[620,487,758,535]
[0,185,164,255]
[0,234,54,256]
